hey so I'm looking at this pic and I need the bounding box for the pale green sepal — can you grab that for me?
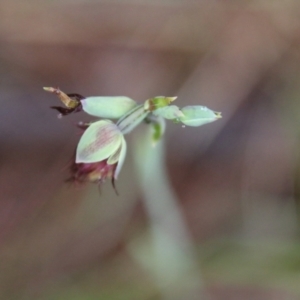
[82,96,137,119]
[117,104,149,135]
[76,120,122,163]
[153,105,184,120]
[114,137,127,179]
[179,106,222,127]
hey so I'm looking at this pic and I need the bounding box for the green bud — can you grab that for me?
[179,106,222,127]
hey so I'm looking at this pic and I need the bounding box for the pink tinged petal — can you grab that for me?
[114,137,127,179]
[179,106,222,127]
[76,120,122,163]
[81,96,137,119]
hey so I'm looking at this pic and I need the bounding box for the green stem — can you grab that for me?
[132,130,208,299]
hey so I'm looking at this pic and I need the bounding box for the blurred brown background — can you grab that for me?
[1,1,300,299]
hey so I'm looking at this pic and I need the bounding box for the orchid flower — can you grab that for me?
[45,87,221,192]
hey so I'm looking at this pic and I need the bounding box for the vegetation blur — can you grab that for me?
[1,0,300,299]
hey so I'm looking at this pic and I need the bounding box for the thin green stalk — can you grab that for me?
[132,129,208,300]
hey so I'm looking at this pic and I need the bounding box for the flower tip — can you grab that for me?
[44,86,81,109]
[167,96,177,102]
[215,112,222,119]
[43,87,55,93]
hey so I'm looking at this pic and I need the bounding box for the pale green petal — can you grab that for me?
[153,105,184,120]
[107,143,122,165]
[179,106,222,127]
[114,137,127,179]
[82,96,137,119]
[76,120,122,163]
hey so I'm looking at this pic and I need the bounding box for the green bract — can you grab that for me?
[179,106,222,127]
[76,120,124,164]
[81,96,137,119]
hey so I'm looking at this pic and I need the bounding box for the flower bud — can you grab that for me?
[179,106,222,127]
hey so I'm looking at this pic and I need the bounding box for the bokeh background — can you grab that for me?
[1,1,300,299]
